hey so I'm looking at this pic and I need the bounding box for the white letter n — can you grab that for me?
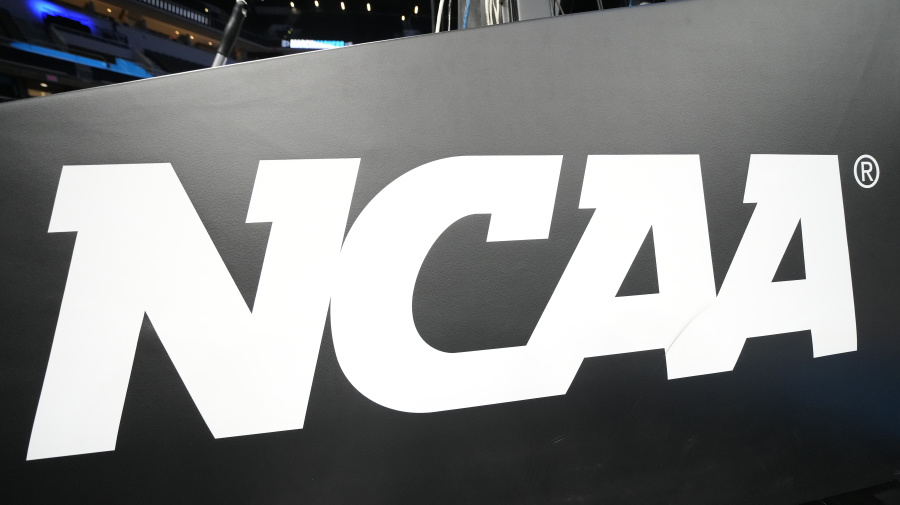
[27,161,357,460]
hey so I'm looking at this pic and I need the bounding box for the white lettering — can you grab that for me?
[331,156,578,413]
[666,155,856,378]
[529,155,716,364]
[28,154,857,459]
[27,160,358,460]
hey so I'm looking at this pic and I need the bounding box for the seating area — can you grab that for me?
[44,14,91,35]
[0,0,228,99]
[0,43,78,76]
[144,48,204,73]
[0,8,25,40]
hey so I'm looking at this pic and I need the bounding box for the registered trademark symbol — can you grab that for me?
[854,154,879,188]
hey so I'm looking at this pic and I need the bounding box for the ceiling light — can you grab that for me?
[340,1,345,9]
[366,2,370,10]
[189,35,194,39]
[204,7,209,11]
[290,1,294,6]
[106,8,111,12]
[314,0,318,5]
[401,14,405,20]
[208,41,212,45]
[414,5,418,13]
[40,82,48,88]
[175,30,180,34]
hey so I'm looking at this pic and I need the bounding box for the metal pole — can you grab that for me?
[431,0,436,33]
[212,0,249,67]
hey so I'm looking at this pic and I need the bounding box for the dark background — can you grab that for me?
[1,0,899,503]
[210,0,663,43]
